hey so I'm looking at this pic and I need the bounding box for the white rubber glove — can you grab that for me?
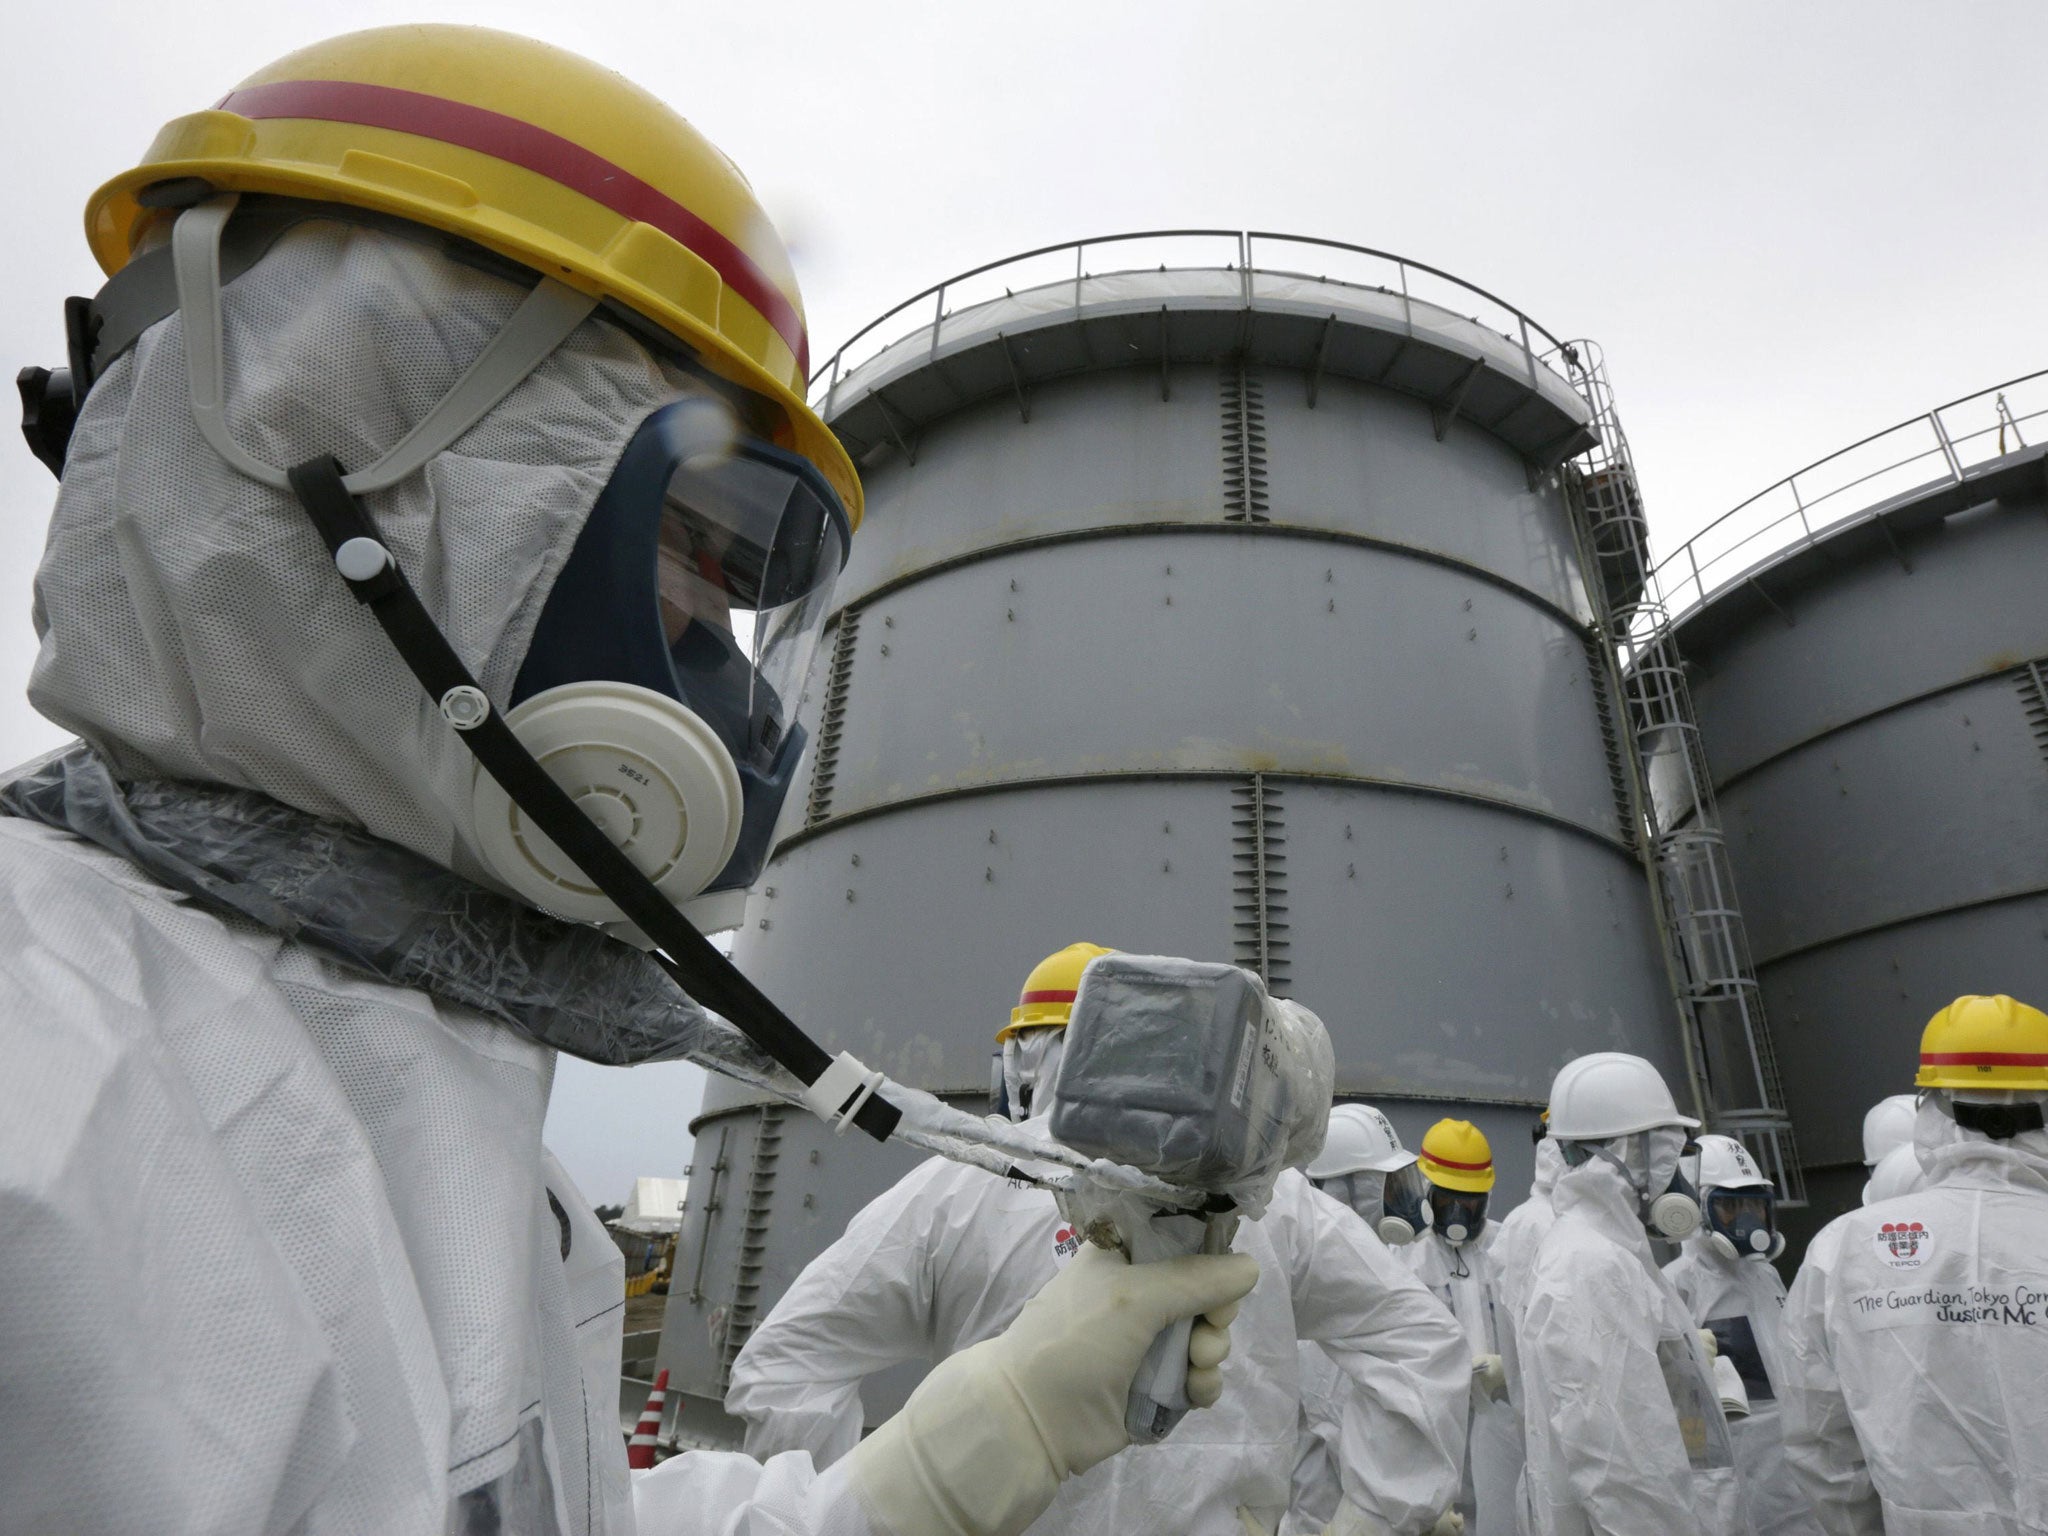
[1428,1510,1466,1535]
[1698,1327,1719,1360]
[1473,1351,1508,1404]
[850,1242,1260,1536]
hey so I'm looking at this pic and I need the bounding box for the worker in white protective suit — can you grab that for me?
[1858,1095,1918,1206]
[0,28,1263,1536]
[1485,1117,1562,1536]
[1779,995,2048,1534]
[729,958,1472,1536]
[1664,1137,1821,1536]
[1518,1054,1743,1536]
[1396,1121,1519,1536]
[1283,1104,1447,1536]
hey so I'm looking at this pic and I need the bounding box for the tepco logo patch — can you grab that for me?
[1052,1222,1083,1268]
[1876,1219,1931,1270]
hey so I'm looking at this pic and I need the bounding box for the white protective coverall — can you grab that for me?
[0,222,881,1536]
[1399,1227,1520,1535]
[1777,1099,2048,1534]
[1519,1154,1743,1536]
[1486,1140,1559,1536]
[727,1124,1470,1536]
[1487,1141,1562,1336]
[1665,1241,1822,1536]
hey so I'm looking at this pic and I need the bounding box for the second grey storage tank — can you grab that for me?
[1664,374,2048,1227]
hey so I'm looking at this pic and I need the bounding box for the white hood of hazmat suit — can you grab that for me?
[0,224,859,1536]
[725,1114,1472,1536]
[1778,1095,2048,1534]
[1518,1150,1743,1536]
[1665,1235,1824,1535]
[1397,1224,1522,1536]
[28,224,665,883]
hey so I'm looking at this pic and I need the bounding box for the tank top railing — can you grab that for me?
[1656,368,2048,624]
[810,230,1573,418]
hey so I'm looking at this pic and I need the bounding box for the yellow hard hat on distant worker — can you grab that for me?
[1915,994,2048,1090]
[1418,1119,1496,1193]
[82,23,859,524]
[998,943,1117,1041]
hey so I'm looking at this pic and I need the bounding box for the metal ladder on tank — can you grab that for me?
[1557,342,1806,1205]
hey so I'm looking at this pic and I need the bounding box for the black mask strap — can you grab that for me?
[1952,1099,2046,1140]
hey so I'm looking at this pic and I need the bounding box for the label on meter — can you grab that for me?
[1230,1020,1259,1109]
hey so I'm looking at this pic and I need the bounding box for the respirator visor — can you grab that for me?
[653,427,850,767]
[1380,1161,1432,1245]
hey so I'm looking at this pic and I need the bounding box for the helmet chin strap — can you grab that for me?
[167,194,900,1144]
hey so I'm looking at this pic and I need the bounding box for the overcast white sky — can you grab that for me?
[5,1,2044,1204]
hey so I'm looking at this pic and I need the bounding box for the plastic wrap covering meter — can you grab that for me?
[1049,953,1333,1442]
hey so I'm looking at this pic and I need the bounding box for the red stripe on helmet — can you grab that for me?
[1921,1051,2048,1066]
[1019,989,1078,1005]
[216,79,809,374]
[1424,1153,1494,1172]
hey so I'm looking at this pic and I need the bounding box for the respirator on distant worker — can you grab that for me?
[1694,1133,1786,1262]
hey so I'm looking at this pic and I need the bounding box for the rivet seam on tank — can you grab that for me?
[806,609,860,829]
[1221,361,1270,522]
[2012,661,2048,767]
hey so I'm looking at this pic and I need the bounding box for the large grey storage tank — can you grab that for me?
[656,232,1692,1444]
[1661,373,2048,1230]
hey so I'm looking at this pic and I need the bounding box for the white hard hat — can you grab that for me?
[1861,1094,1918,1166]
[1546,1052,1700,1140]
[1863,1141,1926,1205]
[1308,1103,1417,1180]
[1694,1133,1771,1194]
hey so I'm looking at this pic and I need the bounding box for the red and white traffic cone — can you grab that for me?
[627,1368,669,1469]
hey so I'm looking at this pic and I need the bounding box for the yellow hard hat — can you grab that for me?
[83,24,859,527]
[998,943,1116,1042]
[1418,1119,1496,1193]
[1916,994,2048,1090]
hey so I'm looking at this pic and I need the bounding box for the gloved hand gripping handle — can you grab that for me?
[285,456,901,1143]
[1121,1210,1241,1441]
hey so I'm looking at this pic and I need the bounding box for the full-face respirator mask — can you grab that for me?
[493,394,848,930]
[1692,1133,1785,1262]
[1561,1125,1703,1241]
[1430,1187,1490,1246]
[1703,1188,1785,1263]
[1314,1164,1432,1248]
